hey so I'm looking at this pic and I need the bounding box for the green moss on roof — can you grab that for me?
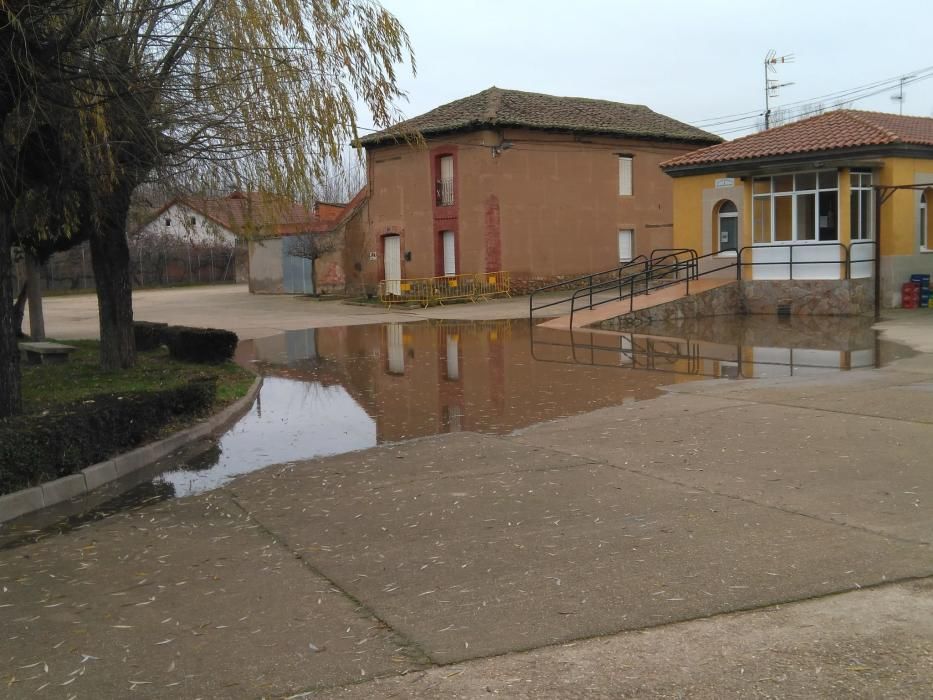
[362,87,721,146]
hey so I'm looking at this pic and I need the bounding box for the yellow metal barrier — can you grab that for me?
[379,271,511,307]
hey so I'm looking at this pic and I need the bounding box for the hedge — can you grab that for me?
[163,325,238,364]
[133,321,168,351]
[0,377,217,495]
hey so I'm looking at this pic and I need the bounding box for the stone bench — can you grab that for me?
[18,341,78,365]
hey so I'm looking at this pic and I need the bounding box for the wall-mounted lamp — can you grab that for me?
[492,141,514,158]
[404,250,412,261]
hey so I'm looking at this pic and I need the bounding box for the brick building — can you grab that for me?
[353,87,719,293]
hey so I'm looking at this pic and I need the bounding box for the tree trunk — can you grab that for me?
[25,253,45,340]
[0,211,22,418]
[88,187,136,370]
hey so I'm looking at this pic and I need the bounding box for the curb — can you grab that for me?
[0,376,263,524]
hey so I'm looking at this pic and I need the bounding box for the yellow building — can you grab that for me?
[662,110,933,308]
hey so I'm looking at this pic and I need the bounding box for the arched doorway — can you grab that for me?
[716,200,739,253]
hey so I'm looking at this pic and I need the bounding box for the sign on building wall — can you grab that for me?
[715,178,736,188]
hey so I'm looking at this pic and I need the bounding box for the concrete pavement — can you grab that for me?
[2,318,933,697]
[35,284,550,340]
[8,287,933,697]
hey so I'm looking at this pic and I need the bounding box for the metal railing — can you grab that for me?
[435,178,455,206]
[567,249,730,327]
[528,255,650,317]
[379,271,511,307]
[536,241,878,327]
[734,240,878,280]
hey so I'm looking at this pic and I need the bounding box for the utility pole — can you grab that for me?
[764,50,795,129]
[891,75,914,115]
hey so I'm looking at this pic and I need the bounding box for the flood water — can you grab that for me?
[0,314,908,544]
[159,314,898,497]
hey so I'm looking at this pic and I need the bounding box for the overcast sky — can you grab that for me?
[364,0,933,139]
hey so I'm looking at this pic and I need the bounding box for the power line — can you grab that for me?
[690,64,933,133]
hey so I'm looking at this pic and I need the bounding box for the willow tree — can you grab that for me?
[0,0,107,418]
[69,0,413,369]
[0,0,413,416]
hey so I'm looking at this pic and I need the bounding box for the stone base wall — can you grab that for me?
[742,279,875,316]
[601,282,744,329]
[600,279,875,330]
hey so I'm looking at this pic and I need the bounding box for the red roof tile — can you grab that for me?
[135,190,367,237]
[662,110,933,170]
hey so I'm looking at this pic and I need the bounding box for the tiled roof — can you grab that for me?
[662,110,933,170]
[361,87,721,145]
[135,189,368,237]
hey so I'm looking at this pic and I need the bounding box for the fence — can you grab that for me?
[378,271,511,307]
[30,240,240,292]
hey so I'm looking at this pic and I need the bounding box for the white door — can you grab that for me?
[386,323,404,374]
[384,235,401,295]
[442,231,456,276]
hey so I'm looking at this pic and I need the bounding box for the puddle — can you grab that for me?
[1,315,908,545]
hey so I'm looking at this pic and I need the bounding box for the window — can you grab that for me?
[436,155,454,206]
[850,172,873,241]
[922,191,929,250]
[441,230,456,275]
[618,229,634,261]
[752,171,839,243]
[716,200,738,253]
[188,216,197,226]
[164,218,171,227]
[618,156,633,196]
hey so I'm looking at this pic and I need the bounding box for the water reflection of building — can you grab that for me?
[241,320,675,443]
[237,316,884,446]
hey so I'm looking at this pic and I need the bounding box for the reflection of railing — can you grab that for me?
[379,271,511,307]
[529,326,879,379]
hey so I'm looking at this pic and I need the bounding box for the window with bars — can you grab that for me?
[436,155,454,206]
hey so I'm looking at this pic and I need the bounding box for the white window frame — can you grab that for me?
[618,229,634,262]
[618,156,633,196]
[752,171,839,245]
[850,171,874,241]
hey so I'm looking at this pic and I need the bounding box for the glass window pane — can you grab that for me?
[774,196,793,241]
[774,175,793,193]
[796,193,816,240]
[795,173,817,191]
[850,191,860,240]
[753,197,771,243]
[818,170,838,189]
[753,178,771,195]
[850,174,860,189]
[818,190,838,241]
[860,190,872,240]
[719,200,737,213]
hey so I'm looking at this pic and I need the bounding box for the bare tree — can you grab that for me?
[287,232,340,294]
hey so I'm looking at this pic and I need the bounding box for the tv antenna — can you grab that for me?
[891,75,915,115]
[764,50,795,129]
